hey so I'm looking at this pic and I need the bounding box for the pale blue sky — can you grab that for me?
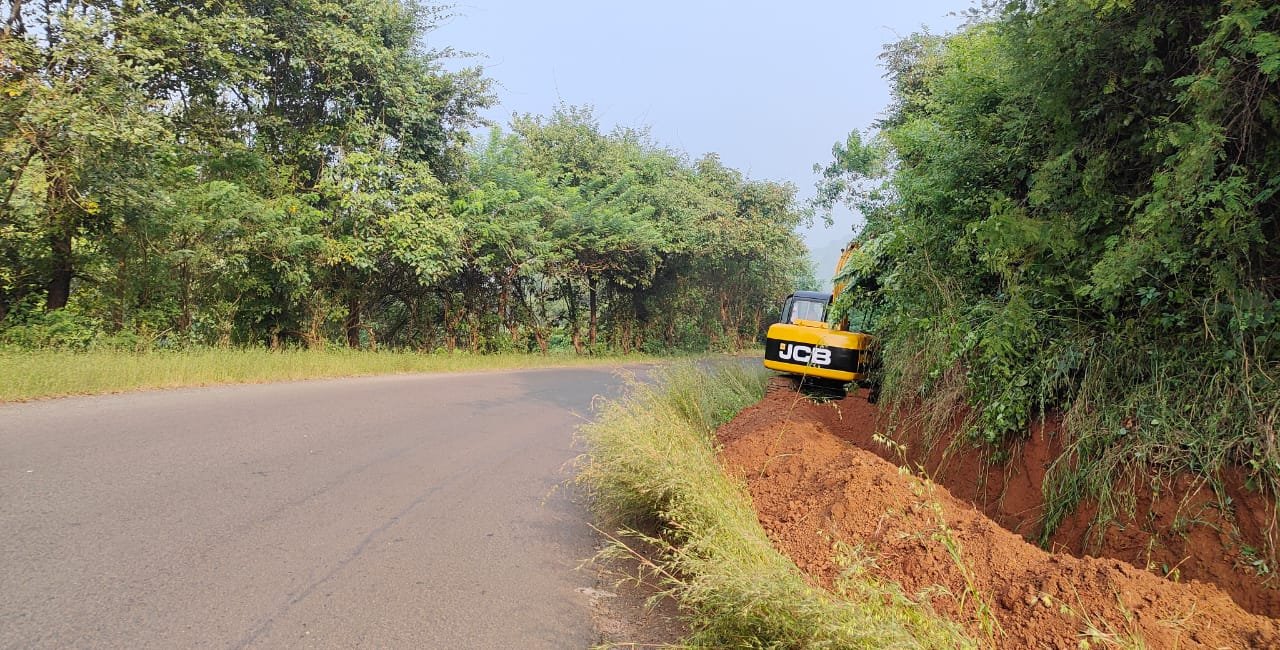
[430,1,966,257]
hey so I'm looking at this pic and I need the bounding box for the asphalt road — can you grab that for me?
[0,366,647,649]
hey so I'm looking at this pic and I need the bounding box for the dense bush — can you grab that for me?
[820,0,1279,538]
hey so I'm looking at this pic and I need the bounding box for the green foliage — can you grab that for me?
[0,4,811,355]
[1,308,106,350]
[578,363,972,648]
[819,0,1280,539]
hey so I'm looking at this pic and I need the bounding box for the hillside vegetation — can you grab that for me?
[0,2,811,354]
[821,0,1279,542]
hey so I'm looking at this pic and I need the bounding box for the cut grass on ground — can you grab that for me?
[0,348,659,402]
[578,363,973,649]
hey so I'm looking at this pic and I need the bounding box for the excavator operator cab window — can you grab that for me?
[784,297,828,324]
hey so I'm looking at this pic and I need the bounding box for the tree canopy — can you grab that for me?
[0,1,812,353]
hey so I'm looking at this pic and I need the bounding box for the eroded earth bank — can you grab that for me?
[717,386,1280,648]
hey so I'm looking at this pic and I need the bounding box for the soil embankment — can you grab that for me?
[749,385,1280,619]
[717,388,1280,647]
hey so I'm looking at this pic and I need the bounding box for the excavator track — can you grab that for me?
[766,376,796,395]
[765,374,847,402]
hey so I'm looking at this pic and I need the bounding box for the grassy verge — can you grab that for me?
[0,348,659,402]
[578,363,972,648]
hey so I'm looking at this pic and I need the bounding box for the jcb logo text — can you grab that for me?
[778,343,831,366]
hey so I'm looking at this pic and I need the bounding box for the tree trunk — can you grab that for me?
[344,293,361,348]
[3,0,25,38]
[44,169,73,311]
[177,260,192,332]
[718,292,732,350]
[443,307,456,351]
[421,300,438,352]
[734,301,748,350]
[442,292,462,352]
[498,274,515,342]
[1,147,35,215]
[587,275,599,348]
[45,229,72,311]
[505,273,526,343]
[619,320,632,354]
[565,280,583,354]
[303,295,326,350]
[114,252,128,329]
[536,288,551,354]
[468,312,481,352]
[627,287,647,353]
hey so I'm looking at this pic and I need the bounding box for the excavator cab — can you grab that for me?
[781,292,829,325]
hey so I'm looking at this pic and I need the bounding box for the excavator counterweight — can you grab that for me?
[762,244,877,399]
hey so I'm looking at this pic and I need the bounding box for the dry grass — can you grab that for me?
[578,362,973,648]
[0,348,657,402]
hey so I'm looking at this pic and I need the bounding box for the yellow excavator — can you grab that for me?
[763,243,877,400]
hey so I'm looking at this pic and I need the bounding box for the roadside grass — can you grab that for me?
[0,348,662,402]
[578,363,974,648]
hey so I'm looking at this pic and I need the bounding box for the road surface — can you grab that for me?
[0,367,646,649]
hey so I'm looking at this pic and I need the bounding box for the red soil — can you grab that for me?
[782,389,1280,619]
[716,388,1280,648]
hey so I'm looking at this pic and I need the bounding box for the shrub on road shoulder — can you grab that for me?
[578,363,971,648]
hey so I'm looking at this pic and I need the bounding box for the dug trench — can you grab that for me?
[717,385,1280,648]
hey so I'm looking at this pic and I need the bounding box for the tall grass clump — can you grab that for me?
[578,362,972,648]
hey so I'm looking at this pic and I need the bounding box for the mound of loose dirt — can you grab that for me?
[717,389,1280,648]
